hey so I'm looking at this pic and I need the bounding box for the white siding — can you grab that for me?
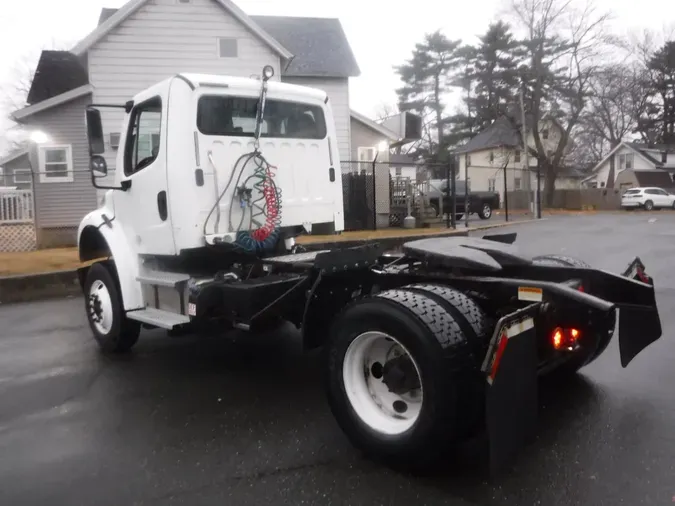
[350,116,388,163]
[282,77,350,162]
[88,0,282,171]
[584,145,656,188]
[23,95,98,228]
[460,148,535,193]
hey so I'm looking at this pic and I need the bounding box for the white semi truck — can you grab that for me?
[77,66,662,473]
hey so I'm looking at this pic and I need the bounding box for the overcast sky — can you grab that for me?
[0,0,672,153]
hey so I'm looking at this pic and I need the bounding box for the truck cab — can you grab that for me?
[82,69,344,259]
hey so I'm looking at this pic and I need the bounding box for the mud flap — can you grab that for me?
[619,257,662,367]
[481,304,540,474]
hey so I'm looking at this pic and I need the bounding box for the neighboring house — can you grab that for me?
[455,115,565,193]
[348,110,399,171]
[0,148,33,190]
[615,169,675,191]
[582,142,675,190]
[554,167,585,190]
[11,0,363,247]
[387,154,419,180]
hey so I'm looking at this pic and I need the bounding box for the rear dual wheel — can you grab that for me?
[325,286,490,470]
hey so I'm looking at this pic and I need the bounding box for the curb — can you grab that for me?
[0,269,82,305]
[0,219,544,305]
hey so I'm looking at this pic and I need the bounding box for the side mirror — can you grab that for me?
[90,155,107,177]
[86,108,105,155]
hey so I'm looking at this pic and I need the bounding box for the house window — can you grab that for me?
[466,154,471,167]
[625,153,634,169]
[542,129,549,140]
[514,149,521,163]
[13,168,32,184]
[38,145,73,183]
[218,38,238,58]
[663,152,668,163]
[125,96,162,176]
[514,177,522,190]
[619,154,626,170]
[489,151,494,163]
[488,178,496,192]
[357,147,377,162]
[395,167,402,176]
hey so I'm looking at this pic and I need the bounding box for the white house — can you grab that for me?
[9,0,395,247]
[581,141,675,190]
[455,115,572,192]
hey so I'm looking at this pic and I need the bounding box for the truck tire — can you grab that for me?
[84,262,141,354]
[532,254,616,374]
[324,289,482,471]
[478,202,492,220]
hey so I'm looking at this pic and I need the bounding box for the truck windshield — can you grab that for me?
[197,95,327,140]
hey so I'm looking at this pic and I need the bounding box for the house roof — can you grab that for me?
[26,51,88,106]
[98,7,118,25]
[626,142,675,166]
[0,147,30,168]
[634,170,675,188]
[13,84,94,122]
[389,154,417,165]
[95,10,360,78]
[455,116,521,154]
[582,141,672,182]
[350,110,399,141]
[74,0,292,59]
[251,16,360,78]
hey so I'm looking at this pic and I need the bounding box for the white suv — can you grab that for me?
[621,187,675,210]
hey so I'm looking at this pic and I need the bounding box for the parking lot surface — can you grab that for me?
[2,213,675,505]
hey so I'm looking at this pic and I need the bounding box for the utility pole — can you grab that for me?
[519,83,538,218]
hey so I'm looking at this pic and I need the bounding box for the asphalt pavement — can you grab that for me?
[2,212,675,505]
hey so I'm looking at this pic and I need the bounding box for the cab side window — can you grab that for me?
[124,97,162,176]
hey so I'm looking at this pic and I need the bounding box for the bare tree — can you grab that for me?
[580,63,647,149]
[373,101,398,121]
[510,0,611,204]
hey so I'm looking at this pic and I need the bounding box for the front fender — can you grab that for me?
[78,206,143,311]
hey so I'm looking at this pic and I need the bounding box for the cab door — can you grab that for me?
[113,95,176,255]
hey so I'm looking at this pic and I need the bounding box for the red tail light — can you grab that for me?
[552,327,581,350]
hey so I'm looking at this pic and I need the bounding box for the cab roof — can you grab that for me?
[173,73,329,103]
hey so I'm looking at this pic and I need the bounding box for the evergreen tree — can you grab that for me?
[471,21,523,131]
[639,41,675,144]
[395,30,462,164]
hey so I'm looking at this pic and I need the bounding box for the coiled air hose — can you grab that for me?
[203,150,282,254]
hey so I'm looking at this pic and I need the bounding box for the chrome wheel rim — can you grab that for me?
[89,280,114,335]
[342,331,423,435]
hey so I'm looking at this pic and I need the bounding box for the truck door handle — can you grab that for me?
[329,167,335,182]
[157,191,168,221]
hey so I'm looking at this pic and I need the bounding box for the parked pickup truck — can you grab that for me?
[425,179,500,220]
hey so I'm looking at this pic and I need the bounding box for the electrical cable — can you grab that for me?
[204,149,282,255]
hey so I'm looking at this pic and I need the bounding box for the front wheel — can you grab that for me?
[324,289,483,471]
[644,200,654,211]
[84,262,140,354]
[478,203,492,220]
